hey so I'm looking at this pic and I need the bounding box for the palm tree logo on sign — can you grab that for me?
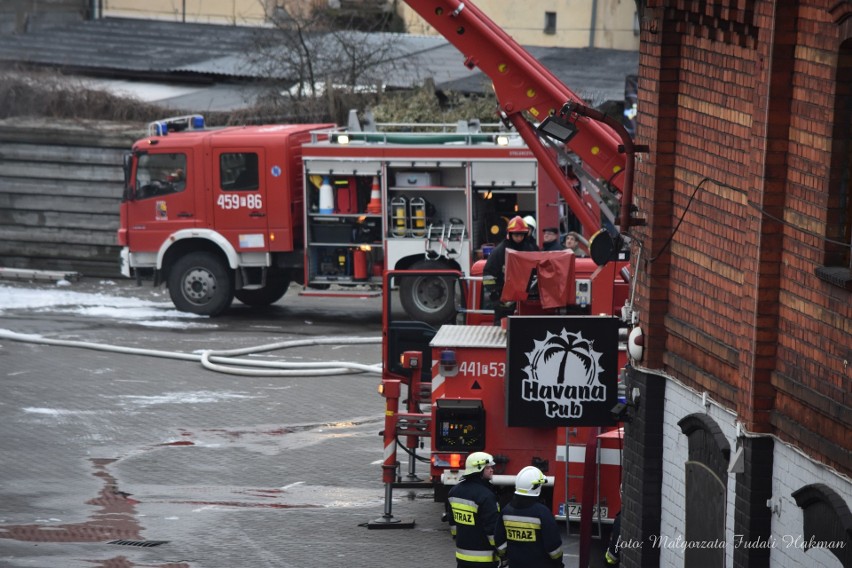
[521,329,607,420]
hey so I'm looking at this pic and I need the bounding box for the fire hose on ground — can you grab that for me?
[0,329,383,377]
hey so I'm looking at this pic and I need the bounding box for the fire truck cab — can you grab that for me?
[118,116,334,316]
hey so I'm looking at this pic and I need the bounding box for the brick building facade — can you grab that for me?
[622,1,851,566]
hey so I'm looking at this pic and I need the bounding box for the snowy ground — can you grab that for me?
[0,279,217,328]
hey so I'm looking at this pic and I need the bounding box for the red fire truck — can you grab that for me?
[370,252,632,566]
[375,254,630,527]
[117,116,577,323]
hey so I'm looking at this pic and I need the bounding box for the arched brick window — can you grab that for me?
[791,483,852,567]
[678,414,731,567]
[820,9,852,288]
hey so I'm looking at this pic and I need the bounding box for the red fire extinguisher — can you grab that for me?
[353,247,368,281]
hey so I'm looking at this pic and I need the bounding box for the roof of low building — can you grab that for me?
[0,16,638,111]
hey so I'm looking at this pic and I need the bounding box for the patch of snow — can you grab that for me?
[115,391,259,407]
[0,284,212,329]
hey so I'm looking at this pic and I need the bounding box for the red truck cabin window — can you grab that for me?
[135,152,187,199]
[220,152,259,191]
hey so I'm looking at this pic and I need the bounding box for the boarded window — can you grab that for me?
[791,484,852,567]
[678,414,730,567]
[820,38,852,288]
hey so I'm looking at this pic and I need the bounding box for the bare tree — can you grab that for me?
[249,1,404,104]
[242,1,500,125]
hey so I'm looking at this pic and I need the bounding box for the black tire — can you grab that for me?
[399,260,456,326]
[167,251,234,316]
[234,270,291,306]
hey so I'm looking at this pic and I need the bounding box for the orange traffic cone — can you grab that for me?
[366,176,382,214]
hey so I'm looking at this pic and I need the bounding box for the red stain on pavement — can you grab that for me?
[0,459,142,543]
[0,460,191,567]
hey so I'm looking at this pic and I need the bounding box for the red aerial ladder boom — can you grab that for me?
[401,0,643,236]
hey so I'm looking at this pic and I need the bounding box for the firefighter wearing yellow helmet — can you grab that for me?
[447,452,501,567]
[482,215,539,324]
[494,466,563,567]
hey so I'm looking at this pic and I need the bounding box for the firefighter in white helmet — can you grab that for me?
[447,451,501,567]
[522,215,537,240]
[482,216,539,325]
[494,466,563,567]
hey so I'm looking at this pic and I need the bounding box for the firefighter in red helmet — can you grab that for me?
[483,215,539,324]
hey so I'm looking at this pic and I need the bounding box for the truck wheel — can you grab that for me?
[234,270,291,306]
[399,260,456,326]
[168,252,234,316]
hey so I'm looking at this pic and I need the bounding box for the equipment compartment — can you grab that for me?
[310,219,355,244]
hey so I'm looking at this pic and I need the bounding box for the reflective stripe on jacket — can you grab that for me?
[447,475,500,565]
[494,496,563,567]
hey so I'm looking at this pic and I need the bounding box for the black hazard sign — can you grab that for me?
[506,316,620,427]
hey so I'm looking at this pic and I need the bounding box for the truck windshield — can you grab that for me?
[134,153,187,200]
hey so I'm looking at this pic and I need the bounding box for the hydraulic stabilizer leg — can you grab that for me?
[368,479,414,529]
[368,379,415,529]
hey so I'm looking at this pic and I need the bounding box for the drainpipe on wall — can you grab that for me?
[89,0,101,20]
[589,0,598,47]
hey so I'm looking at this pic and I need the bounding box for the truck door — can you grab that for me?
[127,150,196,251]
[213,148,269,251]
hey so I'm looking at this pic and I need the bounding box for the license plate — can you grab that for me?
[562,504,608,519]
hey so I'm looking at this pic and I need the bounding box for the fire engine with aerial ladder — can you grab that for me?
[115,0,647,561]
[363,1,647,567]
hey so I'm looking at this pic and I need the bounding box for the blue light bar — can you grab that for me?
[146,115,206,137]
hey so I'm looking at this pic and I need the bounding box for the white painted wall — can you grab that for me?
[102,0,640,50]
[659,378,738,567]
[767,439,849,567]
[400,0,639,50]
[103,0,270,25]
[656,374,850,568]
